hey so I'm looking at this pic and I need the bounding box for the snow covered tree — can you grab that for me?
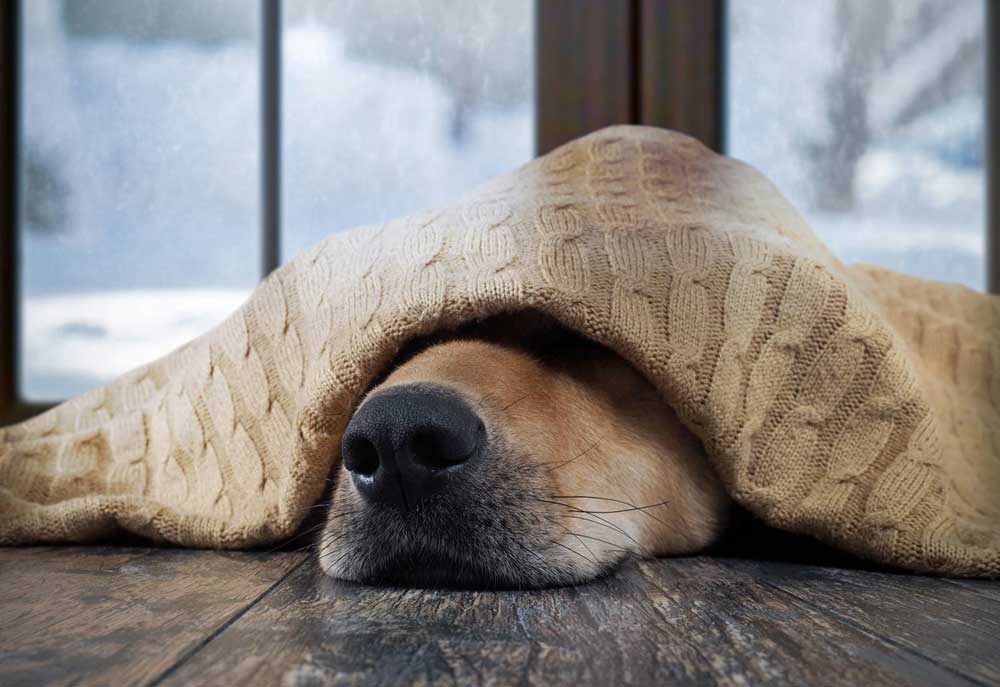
[807,0,984,211]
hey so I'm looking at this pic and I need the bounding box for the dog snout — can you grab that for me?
[340,385,485,510]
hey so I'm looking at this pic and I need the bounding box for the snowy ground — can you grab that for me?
[17,0,986,401]
[21,289,248,400]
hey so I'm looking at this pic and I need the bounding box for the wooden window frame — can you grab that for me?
[0,0,996,424]
[537,0,723,154]
[1,1,22,424]
[989,0,999,294]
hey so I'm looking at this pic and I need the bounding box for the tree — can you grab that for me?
[806,0,984,212]
[288,0,532,144]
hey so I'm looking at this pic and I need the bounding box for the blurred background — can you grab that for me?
[7,0,991,403]
[730,1,985,292]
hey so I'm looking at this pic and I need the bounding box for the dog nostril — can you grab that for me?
[343,435,379,477]
[409,421,483,470]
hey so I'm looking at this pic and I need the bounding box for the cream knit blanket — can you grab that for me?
[2,127,998,576]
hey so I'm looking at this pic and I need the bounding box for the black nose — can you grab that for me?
[341,385,485,510]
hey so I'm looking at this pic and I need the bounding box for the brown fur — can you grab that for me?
[320,320,730,587]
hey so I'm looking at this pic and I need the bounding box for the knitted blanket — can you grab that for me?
[2,126,998,576]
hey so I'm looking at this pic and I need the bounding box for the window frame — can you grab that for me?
[1,0,21,424]
[535,0,723,154]
[0,0,995,424]
[989,0,999,294]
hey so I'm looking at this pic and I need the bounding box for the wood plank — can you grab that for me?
[941,576,1000,602]
[0,546,306,687]
[721,558,1000,686]
[159,555,976,687]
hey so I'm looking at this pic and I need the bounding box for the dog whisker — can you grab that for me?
[547,537,599,567]
[261,520,331,554]
[547,495,671,525]
[560,512,651,558]
[313,532,353,562]
[513,539,548,567]
[546,516,599,561]
[312,320,729,588]
[264,505,362,555]
[322,508,362,519]
[558,513,647,552]
[538,441,599,472]
[534,498,651,556]
[549,494,653,507]
[319,541,361,572]
[501,392,533,412]
[545,516,641,567]
[302,501,335,510]
[559,528,634,557]
[270,541,320,556]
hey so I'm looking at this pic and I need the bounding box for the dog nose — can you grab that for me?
[341,386,485,510]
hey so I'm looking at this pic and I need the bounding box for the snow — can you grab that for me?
[280,23,534,258]
[22,289,248,400]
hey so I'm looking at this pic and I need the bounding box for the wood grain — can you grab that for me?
[723,558,1000,685]
[942,576,1000,602]
[158,555,988,687]
[3,550,997,687]
[638,0,724,151]
[0,0,19,425]
[535,0,635,155]
[0,547,306,687]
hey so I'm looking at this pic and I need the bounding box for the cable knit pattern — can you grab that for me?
[1,126,998,576]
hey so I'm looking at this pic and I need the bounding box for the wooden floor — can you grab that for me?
[1,547,998,687]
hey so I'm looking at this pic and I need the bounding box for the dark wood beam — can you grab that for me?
[637,0,724,151]
[0,0,19,424]
[536,0,637,155]
[988,0,998,294]
[261,0,282,274]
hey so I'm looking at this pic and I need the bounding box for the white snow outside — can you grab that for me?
[22,290,248,400]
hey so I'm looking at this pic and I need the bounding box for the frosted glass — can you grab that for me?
[728,0,986,290]
[281,0,535,259]
[19,0,260,400]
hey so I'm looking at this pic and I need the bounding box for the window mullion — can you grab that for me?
[261,0,282,276]
[637,0,724,152]
[988,0,998,294]
[535,0,636,155]
[0,0,19,424]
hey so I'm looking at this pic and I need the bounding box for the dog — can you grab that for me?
[318,312,730,588]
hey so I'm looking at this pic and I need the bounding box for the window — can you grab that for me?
[6,0,535,408]
[728,0,988,290]
[2,1,996,422]
[18,0,262,401]
[281,0,534,259]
